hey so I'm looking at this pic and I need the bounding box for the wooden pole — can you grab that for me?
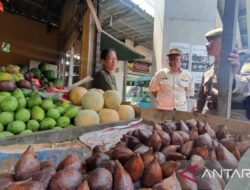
[217,0,239,118]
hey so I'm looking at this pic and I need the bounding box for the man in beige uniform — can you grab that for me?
[193,28,250,120]
[149,48,194,111]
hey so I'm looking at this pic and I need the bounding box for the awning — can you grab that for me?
[100,31,145,61]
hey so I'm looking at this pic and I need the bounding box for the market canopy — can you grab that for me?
[100,31,145,61]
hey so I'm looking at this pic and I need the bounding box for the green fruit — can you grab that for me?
[20,64,29,73]
[0,131,14,138]
[64,106,79,119]
[38,63,50,72]
[44,70,56,81]
[52,127,62,130]
[47,108,60,120]
[12,74,20,82]
[0,92,11,103]
[40,118,56,130]
[27,120,40,132]
[0,112,14,125]
[0,96,18,112]
[19,129,33,135]
[7,121,26,134]
[17,97,27,110]
[42,99,54,110]
[52,78,63,86]
[0,123,4,132]
[0,72,13,81]
[30,68,42,78]
[31,106,45,121]
[56,106,64,114]
[28,95,42,108]
[15,109,30,122]
[22,88,32,97]
[57,116,70,128]
[12,88,24,98]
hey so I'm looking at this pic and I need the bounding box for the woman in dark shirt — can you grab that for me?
[93,48,118,91]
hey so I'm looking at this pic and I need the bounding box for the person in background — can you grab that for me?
[148,48,194,111]
[93,48,118,91]
[193,28,250,120]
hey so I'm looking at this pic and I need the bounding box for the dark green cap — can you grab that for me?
[205,28,223,39]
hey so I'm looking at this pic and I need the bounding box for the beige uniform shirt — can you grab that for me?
[149,68,193,111]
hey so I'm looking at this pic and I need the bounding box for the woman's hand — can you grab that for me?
[228,49,241,75]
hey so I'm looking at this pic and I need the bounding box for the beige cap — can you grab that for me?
[205,28,223,39]
[167,48,182,56]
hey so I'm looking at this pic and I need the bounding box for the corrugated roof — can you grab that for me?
[100,0,154,50]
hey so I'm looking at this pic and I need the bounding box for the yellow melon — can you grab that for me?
[81,91,104,112]
[89,88,104,94]
[99,109,119,123]
[74,109,100,127]
[69,87,88,106]
[103,90,122,109]
[118,105,135,120]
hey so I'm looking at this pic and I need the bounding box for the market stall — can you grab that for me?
[0,109,250,189]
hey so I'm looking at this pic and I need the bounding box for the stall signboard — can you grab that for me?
[191,45,211,72]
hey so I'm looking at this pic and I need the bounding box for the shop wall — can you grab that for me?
[133,45,152,62]
[153,0,217,111]
[125,39,153,62]
[0,12,60,66]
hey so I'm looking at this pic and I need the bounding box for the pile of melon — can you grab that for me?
[69,87,135,127]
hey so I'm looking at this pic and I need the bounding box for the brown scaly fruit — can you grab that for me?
[220,138,237,152]
[114,160,134,190]
[152,173,182,190]
[161,161,180,178]
[180,140,194,157]
[154,152,166,165]
[14,145,40,181]
[176,170,198,190]
[87,167,113,190]
[170,132,183,146]
[57,154,82,172]
[194,133,213,150]
[134,144,150,154]
[176,120,190,133]
[93,145,109,154]
[49,168,82,190]
[141,147,155,168]
[142,159,163,188]
[100,160,116,175]
[124,153,144,182]
[39,160,54,170]
[111,147,135,164]
[77,180,90,190]
[176,131,190,143]
[156,130,170,147]
[32,167,56,189]
[6,181,44,190]
[86,153,110,171]
[189,126,199,140]
[216,143,238,170]
[147,130,162,151]
[236,140,250,155]
[0,173,14,190]
[190,146,209,160]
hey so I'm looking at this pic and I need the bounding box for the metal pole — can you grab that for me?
[217,0,239,118]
